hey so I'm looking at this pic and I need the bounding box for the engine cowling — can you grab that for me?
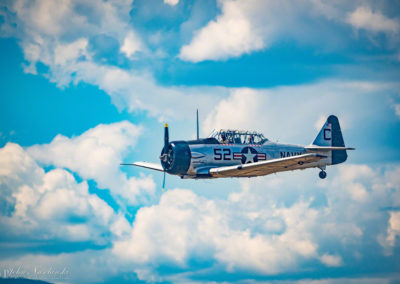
[160,141,191,175]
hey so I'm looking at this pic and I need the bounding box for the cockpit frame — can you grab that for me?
[208,129,268,145]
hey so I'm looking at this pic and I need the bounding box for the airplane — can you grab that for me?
[122,112,354,186]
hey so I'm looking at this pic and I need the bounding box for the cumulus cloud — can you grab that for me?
[54,38,89,66]
[179,0,273,62]
[56,60,227,120]
[113,189,319,280]
[0,0,226,121]
[179,0,400,62]
[2,0,399,124]
[380,211,400,255]
[203,88,266,132]
[179,0,265,62]
[120,30,143,58]
[394,104,400,118]
[387,212,400,246]
[27,121,156,206]
[203,80,399,143]
[1,0,135,73]
[314,115,328,131]
[320,253,343,267]
[111,163,400,281]
[164,0,179,6]
[2,140,400,282]
[347,6,400,34]
[0,143,130,243]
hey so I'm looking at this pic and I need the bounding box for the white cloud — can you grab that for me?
[320,253,343,267]
[332,165,400,209]
[179,0,265,62]
[54,38,89,65]
[2,140,400,281]
[346,182,368,202]
[380,211,400,255]
[394,104,400,118]
[314,115,327,131]
[179,0,400,62]
[347,6,400,34]
[0,0,227,121]
[61,60,227,120]
[111,163,400,281]
[120,30,143,58]
[387,211,400,245]
[27,121,156,206]
[0,143,130,243]
[2,0,399,124]
[203,88,266,133]
[335,164,374,183]
[113,189,320,280]
[203,80,398,143]
[164,0,179,6]
[3,0,135,74]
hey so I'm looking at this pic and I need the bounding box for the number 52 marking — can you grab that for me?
[214,148,231,160]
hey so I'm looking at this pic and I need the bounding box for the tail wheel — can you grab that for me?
[319,170,327,179]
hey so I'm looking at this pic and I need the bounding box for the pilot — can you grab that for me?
[221,133,227,143]
[248,135,254,144]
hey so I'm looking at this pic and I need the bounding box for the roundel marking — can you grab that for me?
[241,147,258,164]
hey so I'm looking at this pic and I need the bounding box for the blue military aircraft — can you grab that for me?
[122,113,354,186]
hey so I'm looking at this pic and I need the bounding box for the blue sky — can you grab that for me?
[0,0,400,283]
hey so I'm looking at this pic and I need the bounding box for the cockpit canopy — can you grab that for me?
[209,129,268,145]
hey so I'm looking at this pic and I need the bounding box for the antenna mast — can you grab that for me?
[196,109,199,140]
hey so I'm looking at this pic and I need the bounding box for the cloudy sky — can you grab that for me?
[0,0,400,282]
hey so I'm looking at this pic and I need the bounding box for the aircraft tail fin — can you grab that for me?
[311,115,348,165]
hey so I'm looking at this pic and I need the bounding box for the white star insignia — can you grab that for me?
[243,148,257,164]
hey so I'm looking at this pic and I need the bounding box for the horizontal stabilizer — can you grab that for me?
[121,161,164,172]
[306,146,355,151]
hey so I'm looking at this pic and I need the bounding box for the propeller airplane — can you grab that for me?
[122,112,354,188]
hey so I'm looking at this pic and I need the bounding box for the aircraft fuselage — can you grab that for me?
[166,140,332,178]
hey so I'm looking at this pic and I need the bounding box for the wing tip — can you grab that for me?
[124,161,164,172]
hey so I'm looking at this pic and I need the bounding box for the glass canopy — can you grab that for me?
[208,129,268,145]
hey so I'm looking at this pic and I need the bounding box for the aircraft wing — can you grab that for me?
[121,161,164,172]
[209,153,327,178]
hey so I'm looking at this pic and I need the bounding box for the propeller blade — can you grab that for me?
[162,171,166,191]
[164,123,169,151]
